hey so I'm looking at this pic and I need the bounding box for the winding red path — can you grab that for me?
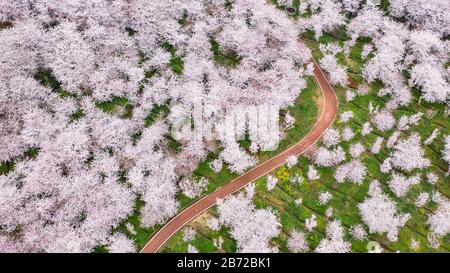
[140,57,338,253]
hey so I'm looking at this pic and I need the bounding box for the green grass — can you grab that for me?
[125,27,137,37]
[145,103,170,126]
[0,161,15,176]
[210,37,241,68]
[24,147,40,159]
[178,10,189,27]
[0,147,40,176]
[380,0,390,14]
[161,42,184,75]
[0,21,13,31]
[95,96,134,119]
[34,68,74,98]
[224,0,233,11]
[167,135,182,153]
[69,109,85,122]
[92,245,109,253]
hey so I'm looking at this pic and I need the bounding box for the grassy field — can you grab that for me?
[159,29,450,253]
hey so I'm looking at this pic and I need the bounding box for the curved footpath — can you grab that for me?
[140,57,339,253]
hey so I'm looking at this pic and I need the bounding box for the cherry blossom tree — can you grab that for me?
[410,239,420,251]
[125,123,180,228]
[389,0,450,37]
[209,159,223,173]
[315,220,351,253]
[342,0,362,14]
[424,129,440,145]
[278,0,294,8]
[318,191,332,205]
[125,223,136,236]
[220,141,257,174]
[267,175,279,192]
[342,127,355,142]
[359,181,410,242]
[380,158,393,174]
[346,90,356,102]
[319,54,348,86]
[315,146,346,167]
[340,111,354,123]
[388,173,421,198]
[307,165,320,180]
[207,217,221,232]
[319,42,343,56]
[107,234,135,253]
[217,193,281,253]
[415,192,430,208]
[371,137,383,154]
[426,172,439,185]
[325,207,334,218]
[322,128,341,147]
[188,244,199,253]
[305,214,317,232]
[386,131,401,148]
[396,113,423,131]
[389,133,431,172]
[179,177,208,199]
[213,237,224,251]
[300,0,345,39]
[443,136,450,168]
[372,110,396,131]
[287,231,309,253]
[284,112,296,129]
[361,44,373,60]
[334,160,367,184]
[367,241,383,253]
[427,199,450,236]
[361,122,373,136]
[285,155,298,169]
[347,3,385,40]
[349,143,365,158]
[350,224,367,241]
[182,227,197,242]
